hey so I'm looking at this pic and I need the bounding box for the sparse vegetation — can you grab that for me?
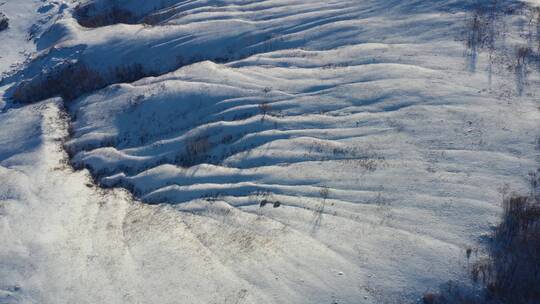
[0,12,8,31]
[259,101,272,121]
[259,198,281,208]
[464,0,505,72]
[13,62,105,103]
[12,62,151,103]
[75,3,135,27]
[311,185,330,234]
[255,190,282,209]
[175,135,212,167]
[463,0,540,95]
[3,0,540,302]
[481,195,540,303]
[422,175,540,304]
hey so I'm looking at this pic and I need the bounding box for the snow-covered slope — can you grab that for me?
[1,0,539,303]
[7,0,492,102]
[2,100,382,304]
[0,0,36,77]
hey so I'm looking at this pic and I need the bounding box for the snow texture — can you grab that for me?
[0,0,539,303]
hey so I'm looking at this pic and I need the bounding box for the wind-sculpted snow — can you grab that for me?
[2,101,384,304]
[10,0,497,103]
[58,0,540,301]
[1,0,540,303]
[73,0,480,27]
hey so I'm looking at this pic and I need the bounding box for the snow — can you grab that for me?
[1,0,539,303]
[0,0,67,108]
[0,0,36,76]
[522,0,540,6]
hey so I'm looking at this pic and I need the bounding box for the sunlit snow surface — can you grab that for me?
[1,0,539,303]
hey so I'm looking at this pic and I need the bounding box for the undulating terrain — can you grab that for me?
[1,0,539,303]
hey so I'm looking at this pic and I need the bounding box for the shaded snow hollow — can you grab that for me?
[1,0,539,304]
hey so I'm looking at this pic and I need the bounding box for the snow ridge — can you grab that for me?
[0,0,539,303]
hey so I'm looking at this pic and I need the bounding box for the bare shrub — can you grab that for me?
[0,13,8,31]
[422,292,442,304]
[421,281,483,304]
[75,3,135,28]
[422,188,540,304]
[485,195,540,303]
[310,186,330,234]
[319,186,330,202]
[464,1,501,72]
[13,62,105,103]
[113,63,145,82]
[187,136,210,157]
[221,134,233,144]
[175,135,212,167]
[527,169,539,200]
[12,62,151,103]
[516,46,532,65]
[259,101,271,121]
[514,45,534,95]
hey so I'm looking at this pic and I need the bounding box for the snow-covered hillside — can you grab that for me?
[1,0,539,303]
